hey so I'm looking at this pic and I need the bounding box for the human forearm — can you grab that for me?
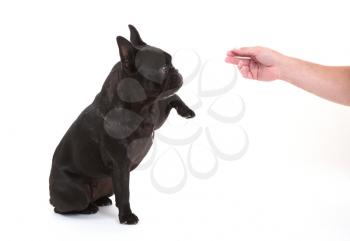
[280,56,350,106]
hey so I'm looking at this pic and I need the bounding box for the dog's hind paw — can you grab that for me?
[78,203,99,214]
[54,203,99,215]
[94,196,112,206]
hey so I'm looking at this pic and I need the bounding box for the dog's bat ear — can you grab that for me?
[117,36,136,72]
[128,24,146,46]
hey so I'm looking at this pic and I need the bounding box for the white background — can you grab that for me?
[1,0,350,240]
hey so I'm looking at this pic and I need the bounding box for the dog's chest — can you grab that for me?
[126,115,155,170]
[127,133,153,171]
[103,107,156,170]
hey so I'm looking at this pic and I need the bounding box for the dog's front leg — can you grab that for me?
[153,95,195,129]
[101,142,138,225]
[170,95,196,119]
[111,160,138,224]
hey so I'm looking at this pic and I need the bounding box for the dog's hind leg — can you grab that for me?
[91,177,113,207]
[49,174,98,215]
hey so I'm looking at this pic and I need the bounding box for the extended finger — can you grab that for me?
[230,47,258,58]
[225,56,240,65]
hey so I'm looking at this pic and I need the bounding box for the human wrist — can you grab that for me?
[278,54,297,82]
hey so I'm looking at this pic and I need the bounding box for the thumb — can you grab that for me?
[229,47,259,58]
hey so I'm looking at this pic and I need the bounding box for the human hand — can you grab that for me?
[225,47,285,81]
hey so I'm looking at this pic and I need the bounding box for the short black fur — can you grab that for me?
[49,25,195,224]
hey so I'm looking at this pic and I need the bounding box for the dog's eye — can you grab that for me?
[161,66,170,73]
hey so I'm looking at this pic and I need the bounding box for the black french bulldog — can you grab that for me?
[49,25,195,224]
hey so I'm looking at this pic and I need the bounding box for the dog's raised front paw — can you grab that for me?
[176,106,196,119]
[119,212,139,225]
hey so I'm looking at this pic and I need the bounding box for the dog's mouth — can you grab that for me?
[160,78,183,99]
[159,88,178,100]
[161,92,176,100]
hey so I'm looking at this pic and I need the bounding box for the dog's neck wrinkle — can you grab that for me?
[93,97,155,125]
[100,63,120,103]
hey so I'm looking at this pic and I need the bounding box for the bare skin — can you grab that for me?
[225,47,350,106]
